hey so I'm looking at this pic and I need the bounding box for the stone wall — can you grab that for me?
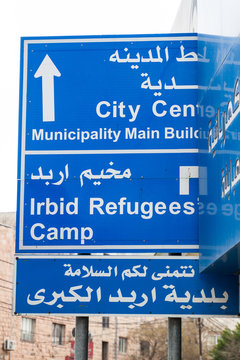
[0,217,75,360]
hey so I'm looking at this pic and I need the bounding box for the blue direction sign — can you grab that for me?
[198,35,240,271]
[14,256,239,316]
[17,34,198,253]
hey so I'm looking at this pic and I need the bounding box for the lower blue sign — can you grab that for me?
[14,256,239,316]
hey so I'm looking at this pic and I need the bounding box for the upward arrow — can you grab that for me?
[34,55,61,122]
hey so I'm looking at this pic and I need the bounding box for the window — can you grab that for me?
[102,317,109,328]
[207,335,221,346]
[119,337,127,353]
[140,340,150,357]
[52,323,65,345]
[102,341,108,360]
[21,317,35,342]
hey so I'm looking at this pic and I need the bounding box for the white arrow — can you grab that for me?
[34,54,61,122]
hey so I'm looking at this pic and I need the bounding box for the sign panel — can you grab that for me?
[14,256,239,316]
[198,35,240,271]
[17,34,198,253]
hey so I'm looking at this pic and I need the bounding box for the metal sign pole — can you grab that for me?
[75,316,89,360]
[168,317,181,360]
[168,253,181,360]
[75,252,90,360]
[198,318,203,360]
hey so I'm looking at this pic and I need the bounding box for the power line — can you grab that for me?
[0,258,14,265]
[0,284,13,291]
[0,304,12,311]
[0,300,13,307]
[0,276,14,284]
[0,223,15,229]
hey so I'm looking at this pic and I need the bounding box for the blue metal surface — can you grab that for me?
[16,153,198,252]
[198,34,240,271]
[17,34,198,253]
[14,256,239,316]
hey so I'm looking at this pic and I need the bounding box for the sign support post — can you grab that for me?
[168,253,181,359]
[75,316,89,360]
[168,317,181,360]
[198,318,203,360]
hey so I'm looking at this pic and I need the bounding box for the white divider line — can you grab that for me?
[25,148,199,155]
[19,245,199,250]
[25,36,198,45]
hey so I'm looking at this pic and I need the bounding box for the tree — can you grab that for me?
[182,319,199,360]
[127,321,168,360]
[126,318,201,360]
[210,323,240,360]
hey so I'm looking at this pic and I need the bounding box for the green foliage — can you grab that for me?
[210,323,240,360]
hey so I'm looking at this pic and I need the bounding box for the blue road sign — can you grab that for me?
[17,34,199,253]
[14,256,239,316]
[198,35,240,271]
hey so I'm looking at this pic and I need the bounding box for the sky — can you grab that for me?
[0,0,182,212]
